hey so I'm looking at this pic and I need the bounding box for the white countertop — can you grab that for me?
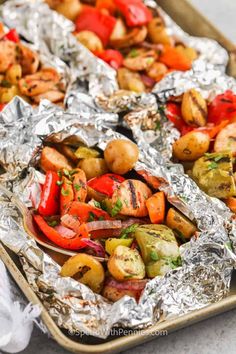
[21,1,236,354]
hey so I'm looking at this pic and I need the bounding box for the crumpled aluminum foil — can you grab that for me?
[0,0,229,112]
[0,99,236,338]
[0,0,118,98]
[153,60,236,101]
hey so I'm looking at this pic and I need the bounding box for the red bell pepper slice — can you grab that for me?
[87,173,125,198]
[60,176,74,215]
[208,90,236,125]
[34,215,88,250]
[3,29,20,43]
[38,171,60,216]
[165,102,186,132]
[95,49,123,70]
[114,0,152,27]
[75,7,116,46]
[66,201,112,222]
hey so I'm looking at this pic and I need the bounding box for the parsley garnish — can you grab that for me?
[56,180,63,186]
[120,224,138,239]
[47,220,58,227]
[63,169,70,177]
[99,216,104,221]
[74,183,81,191]
[61,188,69,196]
[208,161,218,170]
[88,212,95,222]
[150,250,159,261]
[155,121,161,130]
[129,49,139,58]
[100,200,108,211]
[165,256,182,269]
[94,201,101,209]
[111,198,123,217]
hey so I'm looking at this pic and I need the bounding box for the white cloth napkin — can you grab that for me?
[0,260,41,353]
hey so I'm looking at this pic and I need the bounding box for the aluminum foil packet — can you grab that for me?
[0,0,229,113]
[0,98,236,338]
[123,61,236,162]
[0,0,118,99]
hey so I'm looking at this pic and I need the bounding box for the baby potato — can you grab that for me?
[55,0,81,21]
[60,253,105,293]
[108,245,145,281]
[117,68,145,93]
[0,85,20,103]
[147,17,173,46]
[146,62,168,82]
[104,139,139,174]
[75,30,103,52]
[6,64,22,85]
[181,89,207,127]
[110,18,127,41]
[78,158,108,180]
[173,131,210,161]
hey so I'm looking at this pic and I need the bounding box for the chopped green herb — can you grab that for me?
[111,198,123,217]
[56,180,63,186]
[208,161,218,170]
[150,250,159,261]
[155,121,161,130]
[57,170,62,178]
[88,212,95,222]
[77,196,81,201]
[124,274,134,279]
[74,183,81,191]
[94,201,101,209]
[47,220,58,227]
[63,169,70,177]
[129,49,139,58]
[99,216,104,221]
[100,200,108,211]
[69,169,78,176]
[61,188,69,196]
[166,256,182,269]
[124,199,129,207]
[120,223,138,239]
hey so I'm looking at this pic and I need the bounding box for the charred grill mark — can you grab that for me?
[79,178,86,189]
[189,91,207,120]
[110,175,122,182]
[128,180,138,209]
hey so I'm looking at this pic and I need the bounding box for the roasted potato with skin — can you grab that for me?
[5,64,22,85]
[104,139,139,174]
[117,68,145,92]
[166,208,197,239]
[146,62,168,82]
[78,158,108,180]
[40,146,73,172]
[181,89,207,127]
[54,0,81,21]
[60,253,105,293]
[173,131,210,161]
[75,31,103,52]
[108,245,145,281]
[147,17,173,46]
